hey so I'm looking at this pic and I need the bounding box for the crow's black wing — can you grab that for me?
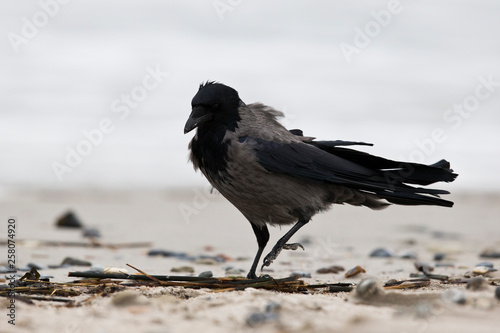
[240,136,457,207]
[310,142,456,186]
[289,129,373,147]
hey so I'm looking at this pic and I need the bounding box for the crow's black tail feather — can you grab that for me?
[309,141,458,207]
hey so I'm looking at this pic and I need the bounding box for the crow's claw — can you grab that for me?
[282,243,305,251]
[261,243,305,271]
[261,247,281,270]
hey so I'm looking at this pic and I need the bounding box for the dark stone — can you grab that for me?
[479,248,500,259]
[290,271,311,278]
[433,253,446,261]
[316,265,345,274]
[198,271,213,278]
[83,227,101,238]
[441,288,466,304]
[61,257,92,266]
[246,312,277,327]
[147,249,189,259]
[475,262,494,268]
[398,251,418,260]
[414,262,434,274]
[466,277,487,291]
[356,278,381,299]
[55,211,83,228]
[265,301,281,313]
[369,248,392,258]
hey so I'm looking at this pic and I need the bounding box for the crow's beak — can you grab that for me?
[184,107,212,134]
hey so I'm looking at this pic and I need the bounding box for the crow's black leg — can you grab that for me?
[261,218,309,270]
[247,223,270,279]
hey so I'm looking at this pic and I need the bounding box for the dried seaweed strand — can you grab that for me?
[67,270,305,292]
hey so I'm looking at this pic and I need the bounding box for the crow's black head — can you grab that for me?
[184,81,241,134]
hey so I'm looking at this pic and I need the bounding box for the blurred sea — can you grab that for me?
[1,0,499,191]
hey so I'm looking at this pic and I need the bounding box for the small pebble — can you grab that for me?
[56,211,83,229]
[369,248,392,258]
[197,254,226,263]
[55,211,83,228]
[479,248,500,259]
[215,253,233,262]
[290,271,311,278]
[403,238,417,246]
[472,266,496,275]
[147,249,189,259]
[435,262,454,268]
[345,265,366,278]
[246,301,281,327]
[198,271,213,278]
[397,250,417,260]
[82,227,101,238]
[246,312,277,327]
[356,278,381,299]
[495,286,500,300]
[433,253,446,261]
[432,231,460,240]
[194,258,219,265]
[316,265,344,274]
[466,277,487,291]
[475,262,494,268]
[441,288,466,305]
[171,266,195,273]
[414,262,434,274]
[61,257,92,266]
[265,301,281,313]
[225,267,244,275]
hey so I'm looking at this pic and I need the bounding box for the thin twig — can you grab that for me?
[126,263,163,285]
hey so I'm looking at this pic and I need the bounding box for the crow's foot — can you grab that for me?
[261,243,305,270]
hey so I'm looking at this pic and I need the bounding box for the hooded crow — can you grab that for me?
[184,81,457,279]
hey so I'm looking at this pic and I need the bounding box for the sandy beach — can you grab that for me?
[2,1,500,332]
[1,189,499,333]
